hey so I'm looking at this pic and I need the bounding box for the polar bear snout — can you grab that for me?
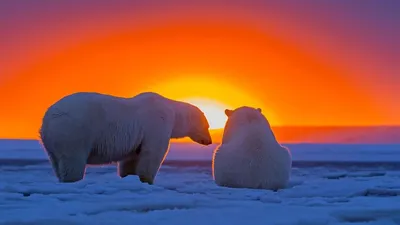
[200,135,213,145]
[190,132,212,146]
[199,138,212,146]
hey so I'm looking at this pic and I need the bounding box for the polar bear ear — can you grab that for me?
[257,108,262,113]
[225,109,233,117]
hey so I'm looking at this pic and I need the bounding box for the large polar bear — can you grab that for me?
[212,106,291,190]
[39,92,212,184]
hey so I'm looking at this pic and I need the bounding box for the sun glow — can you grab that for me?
[144,76,276,130]
[183,98,230,129]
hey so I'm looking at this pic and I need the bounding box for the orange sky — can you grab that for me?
[0,0,399,139]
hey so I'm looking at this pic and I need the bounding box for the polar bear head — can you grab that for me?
[221,106,270,143]
[172,102,212,146]
[186,105,213,145]
[224,106,265,126]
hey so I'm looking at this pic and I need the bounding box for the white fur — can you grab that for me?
[212,106,292,190]
[39,92,211,184]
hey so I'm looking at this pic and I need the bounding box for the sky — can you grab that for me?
[0,0,399,139]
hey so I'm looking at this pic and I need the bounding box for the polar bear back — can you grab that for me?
[40,92,174,164]
[212,107,292,190]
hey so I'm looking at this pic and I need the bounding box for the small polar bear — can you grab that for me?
[212,106,292,190]
[39,92,212,184]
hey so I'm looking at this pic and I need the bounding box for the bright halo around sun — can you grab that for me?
[182,98,230,129]
[143,76,277,128]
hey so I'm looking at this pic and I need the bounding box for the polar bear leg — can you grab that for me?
[118,151,140,178]
[57,153,88,183]
[135,117,173,185]
[47,143,90,183]
[132,104,175,185]
[47,151,61,179]
[135,137,170,185]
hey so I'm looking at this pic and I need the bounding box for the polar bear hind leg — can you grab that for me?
[46,150,61,179]
[45,143,90,183]
[57,152,88,183]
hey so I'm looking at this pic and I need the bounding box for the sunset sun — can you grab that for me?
[144,76,273,132]
[183,98,229,129]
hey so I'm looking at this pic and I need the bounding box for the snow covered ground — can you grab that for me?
[1,140,400,225]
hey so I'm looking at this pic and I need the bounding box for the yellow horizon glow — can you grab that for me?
[144,76,279,128]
